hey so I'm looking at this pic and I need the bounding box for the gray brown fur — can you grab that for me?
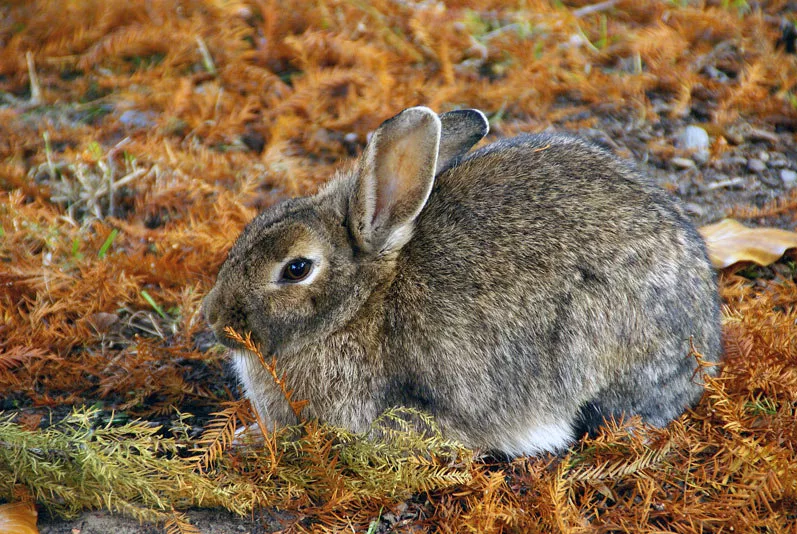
[203,107,721,456]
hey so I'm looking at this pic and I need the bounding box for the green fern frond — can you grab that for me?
[0,407,244,521]
[0,404,475,527]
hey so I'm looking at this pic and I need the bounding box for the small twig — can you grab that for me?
[466,36,488,60]
[213,87,224,123]
[127,310,166,339]
[112,167,148,190]
[481,23,524,42]
[26,51,42,106]
[573,21,600,53]
[703,177,746,191]
[573,0,619,18]
[106,137,131,218]
[42,131,56,179]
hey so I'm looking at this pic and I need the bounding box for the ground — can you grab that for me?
[2,1,797,533]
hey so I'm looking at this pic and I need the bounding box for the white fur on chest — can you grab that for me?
[497,420,575,456]
[230,349,274,422]
[230,349,256,394]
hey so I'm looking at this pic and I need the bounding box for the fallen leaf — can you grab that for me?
[699,219,797,268]
[0,502,38,534]
[86,312,120,333]
[15,412,44,431]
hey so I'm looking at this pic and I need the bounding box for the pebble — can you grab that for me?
[781,169,797,188]
[747,158,767,172]
[747,127,779,144]
[677,125,710,151]
[671,157,696,169]
[713,155,747,171]
[118,109,156,128]
[724,156,748,166]
[676,125,710,163]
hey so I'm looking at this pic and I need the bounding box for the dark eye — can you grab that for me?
[281,258,313,282]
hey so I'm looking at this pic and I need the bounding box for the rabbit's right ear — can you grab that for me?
[436,109,489,174]
[349,107,441,255]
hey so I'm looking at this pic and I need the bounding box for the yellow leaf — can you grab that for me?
[699,219,797,269]
[0,502,38,534]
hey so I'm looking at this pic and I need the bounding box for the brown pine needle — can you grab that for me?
[223,327,309,420]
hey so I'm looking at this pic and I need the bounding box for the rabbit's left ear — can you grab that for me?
[436,109,489,174]
[349,107,441,255]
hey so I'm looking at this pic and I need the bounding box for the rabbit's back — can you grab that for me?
[384,133,720,454]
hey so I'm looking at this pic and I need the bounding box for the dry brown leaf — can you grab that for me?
[699,219,797,269]
[0,502,38,534]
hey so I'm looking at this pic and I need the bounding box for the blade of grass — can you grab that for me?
[97,228,119,259]
[366,506,384,534]
[141,290,168,319]
[71,237,83,259]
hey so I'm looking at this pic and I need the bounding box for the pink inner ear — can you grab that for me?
[373,137,425,226]
[374,178,398,225]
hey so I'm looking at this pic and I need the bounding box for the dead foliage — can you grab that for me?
[701,218,797,267]
[0,501,38,534]
[1,0,796,532]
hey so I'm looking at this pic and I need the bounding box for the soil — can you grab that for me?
[38,508,289,534]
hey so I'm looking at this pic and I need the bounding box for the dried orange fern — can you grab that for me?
[223,327,309,420]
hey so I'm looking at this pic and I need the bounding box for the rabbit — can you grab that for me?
[202,106,721,457]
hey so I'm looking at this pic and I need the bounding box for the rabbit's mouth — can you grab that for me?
[208,323,259,352]
[214,331,241,349]
[212,323,276,359]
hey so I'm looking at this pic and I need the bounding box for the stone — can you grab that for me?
[671,157,696,169]
[677,125,710,152]
[118,109,156,128]
[747,158,767,173]
[780,169,797,188]
[676,125,710,163]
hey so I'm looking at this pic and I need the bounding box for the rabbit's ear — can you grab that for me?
[436,109,489,174]
[350,107,441,254]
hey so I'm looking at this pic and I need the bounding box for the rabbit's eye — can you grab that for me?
[281,258,313,282]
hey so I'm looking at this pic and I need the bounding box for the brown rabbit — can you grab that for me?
[202,107,721,456]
